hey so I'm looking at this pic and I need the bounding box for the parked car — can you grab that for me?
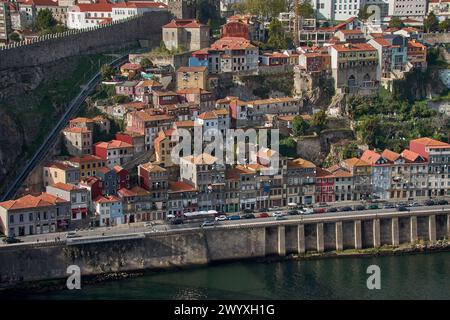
[66,231,80,238]
[275,216,288,221]
[269,206,280,211]
[171,218,184,225]
[215,215,227,221]
[166,214,176,220]
[313,208,326,214]
[437,199,449,205]
[383,203,395,209]
[300,208,314,215]
[368,204,379,210]
[424,199,435,206]
[243,208,254,214]
[272,211,285,217]
[339,206,352,212]
[327,207,338,213]
[259,207,269,212]
[2,236,22,244]
[397,206,409,212]
[287,210,299,215]
[318,202,329,207]
[258,213,270,218]
[355,205,365,211]
[242,213,256,219]
[408,202,420,207]
[226,215,241,220]
[144,221,154,227]
[201,220,216,227]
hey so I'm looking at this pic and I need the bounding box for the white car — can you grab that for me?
[215,215,227,221]
[272,211,285,217]
[300,208,313,215]
[66,231,80,238]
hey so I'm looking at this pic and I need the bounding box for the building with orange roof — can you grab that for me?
[67,155,106,179]
[92,195,123,227]
[137,162,169,216]
[315,168,335,203]
[94,139,134,168]
[162,18,210,51]
[180,153,226,210]
[328,166,354,202]
[43,161,80,187]
[341,158,372,200]
[176,66,208,90]
[360,150,392,200]
[167,181,199,216]
[189,36,259,75]
[368,34,408,80]
[410,137,450,197]
[286,157,316,205]
[406,39,427,71]
[62,126,93,157]
[329,42,379,95]
[67,2,166,29]
[126,109,174,151]
[117,186,156,222]
[177,87,215,112]
[154,129,177,168]
[0,192,70,237]
[46,183,89,221]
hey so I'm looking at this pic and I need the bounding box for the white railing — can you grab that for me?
[0,14,144,51]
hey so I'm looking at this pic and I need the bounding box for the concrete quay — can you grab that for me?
[0,208,449,288]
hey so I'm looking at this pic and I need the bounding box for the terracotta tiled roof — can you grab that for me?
[168,181,197,193]
[360,150,382,165]
[69,155,103,163]
[331,43,376,52]
[50,182,79,192]
[174,120,196,128]
[0,193,67,211]
[140,162,166,172]
[163,19,205,28]
[95,140,133,149]
[177,66,208,73]
[401,149,423,163]
[198,111,218,120]
[94,195,121,203]
[63,127,91,134]
[410,137,450,149]
[44,161,77,171]
[343,157,370,167]
[381,149,401,162]
[288,157,316,169]
[182,153,217,165]
[210,37,256,50]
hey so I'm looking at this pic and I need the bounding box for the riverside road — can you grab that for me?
[3,204,450,247]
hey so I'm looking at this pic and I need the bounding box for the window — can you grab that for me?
[9,215,14,224]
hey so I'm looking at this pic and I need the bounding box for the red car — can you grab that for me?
[257,213,270,218]
[313,208,326,214]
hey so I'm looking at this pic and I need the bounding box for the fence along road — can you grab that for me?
[0,54,129,202]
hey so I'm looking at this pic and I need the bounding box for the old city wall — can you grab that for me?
[0,11,171,71]
[0,212,448,288]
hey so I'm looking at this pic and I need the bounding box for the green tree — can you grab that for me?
[36,9,56,31]
[292,116,310,136]
[310,110,328,132]
[8,32,20,42]
[424,12,439,33]
[100,64,114,80]
[240,0,286,20]
[140,58,153,69]
[297,0,314,19]
[438,19,450,32]
[267,18,290,49]
[358,5,372,21]
[388,17,404,29]
[196,0,220,24]
[112,95,132,104]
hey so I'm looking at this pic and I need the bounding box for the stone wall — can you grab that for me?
[0,12,170,71]
[423,33,450,45]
